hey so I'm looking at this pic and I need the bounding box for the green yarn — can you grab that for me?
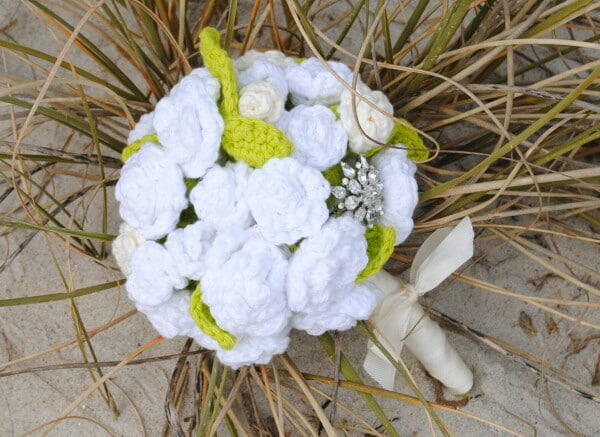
[356,225,396,283]
[328,104,340,119]
[190,284,236,350]
[121,133,159,162]
[177,205,198,228]
[199,27,293,168]
[322,164,343,186]
[387,120,429,162]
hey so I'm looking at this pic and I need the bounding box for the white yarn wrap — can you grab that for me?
[126,241,186,308]
[285,58,353,106]
[238,81,285,123]
[164,221,217,280]
[339,81,394,153]
[246,157,330,245]
[190,162,254,230]
[371,148,419,244]
[363,217,475,395]
[111,223,145,276]
[287,216,381,334]
[278,105,348,171]
[115,144,188,240]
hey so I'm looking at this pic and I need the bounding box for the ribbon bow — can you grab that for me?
[363,217,475,395]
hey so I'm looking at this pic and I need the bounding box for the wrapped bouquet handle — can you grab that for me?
[364,217,474,395]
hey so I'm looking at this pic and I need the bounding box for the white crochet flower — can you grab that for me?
[339,81,394,153]
[169,67,220,102]
[141,291,197,338]
[285,57,353,105]
[238,81,285,123]
[287,216,367,313]
[291,282,381,335]
[115,144,188,240]
[127,112,154,144]
[277,104,347,170]
[202,227,290,337]
[246,158,330,245]
[371,147,419,244]
[153,92,223,178]
[189,162,253,230]
[237,59,288,96]
[112,223,146,276]
[164,221,217,280]
[126,241,187,307]
[234,49,294,70]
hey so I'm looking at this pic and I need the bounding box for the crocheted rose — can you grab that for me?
[237,59,288,96]
[141,291,197,338]
[202,228,290,337]
[292,282,381,335]
[371,148,419,244]
[215,332,290,368]
[285,58,353,105]
[126,241,187,307]
[153,91,223,178]
[115,144,188,240]
[164,221,217,280]
[189,162,253,230]
[111,223,145,276]
[238,81,285,123]
[277,104,347,171]
[170,67,221,102]
[234,49,294,70]
[339,81,394,153]
[287,216,368,321]
[246,157,330,245]
[127,112,154,144]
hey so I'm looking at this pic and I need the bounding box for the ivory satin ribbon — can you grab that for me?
[363,217,475,395]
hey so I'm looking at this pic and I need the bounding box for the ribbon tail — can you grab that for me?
[363,341,397,390]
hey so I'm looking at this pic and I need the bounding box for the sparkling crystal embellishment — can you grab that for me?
[331,155,384,227]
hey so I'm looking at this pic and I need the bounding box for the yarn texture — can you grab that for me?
[113,27,423,367]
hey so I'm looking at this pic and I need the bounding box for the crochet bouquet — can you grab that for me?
[112,28,425,369]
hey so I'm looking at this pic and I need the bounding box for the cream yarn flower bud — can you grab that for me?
[115,144,188,240]
[111,223,146,276]
[238,81,285,123]
[277,104,347,170]
[246,158,330,245]
[339,81,394,154]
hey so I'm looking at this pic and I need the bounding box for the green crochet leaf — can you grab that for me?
[322,163,343,186]
[120,133,159,162]
[356,225,396,283]
[190,284,236,350]
[387,120,429,162]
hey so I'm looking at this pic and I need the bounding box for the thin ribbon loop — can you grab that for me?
[363,217,475,395]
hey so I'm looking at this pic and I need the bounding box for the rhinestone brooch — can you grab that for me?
[331,154,384,228]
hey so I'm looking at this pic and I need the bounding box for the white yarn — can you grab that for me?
[202,227,290,337]
[169,67,221,102]
[285,58,353,106]
[238,81,285,123]
[339,80,394,153]
[371,148,418,244]
[287,216,367,312]
[215,332,290,369]
[115,144,188,240]
[127,112,154,144]
[292,282,381,335]
[277,105,347,171]
[140,290,197,338]
[111,222,145,276]
[234,49,294,70]
[189,162,254,231]
[237,59,288,96]
[153,91,223,178]
[246,157,330,245]
[126,241,187,307]
[164,221,217,280]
